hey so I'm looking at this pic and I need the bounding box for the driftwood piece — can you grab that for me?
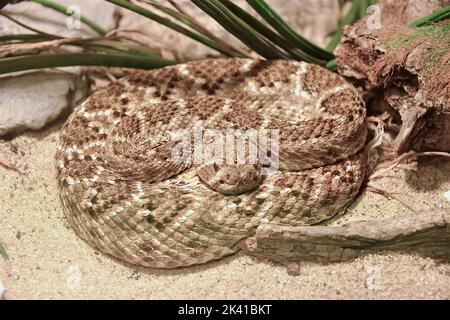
[242,209,450,264]
[335,0,450,153]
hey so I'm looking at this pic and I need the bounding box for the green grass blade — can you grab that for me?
[326,0,360,52]
[0,52,177,75]
[142,0,247,57]
[142,0,222,39]
[218,0,324,63]
[106,0,243,57]
[192,0,286,59]
[0,34,55,44]
[77,43,159,59]
[31,0,107,36]
[325,59,337,71]
[0,0,12,10]
[358,0,370,20]
[246,0,334,60]
[0,12,60,38]
[0,33,164,58]
[0,243,8,260]
[411,5,450,27]
[78,38,165,59]
[217,0,290,49]
[141,0,201,31]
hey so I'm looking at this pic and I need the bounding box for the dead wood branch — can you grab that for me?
[242,209,450,264]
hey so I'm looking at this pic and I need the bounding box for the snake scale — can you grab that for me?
[56,58,367,268]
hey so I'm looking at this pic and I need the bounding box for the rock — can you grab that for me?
[0,70,87,136]
[0,0,118,136]
[286,262,300,276]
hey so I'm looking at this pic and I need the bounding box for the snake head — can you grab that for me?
[196,162,262,195]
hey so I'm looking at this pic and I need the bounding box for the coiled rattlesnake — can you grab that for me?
[56,58,367,268]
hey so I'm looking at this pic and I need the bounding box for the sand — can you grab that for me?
[1,120,450,300]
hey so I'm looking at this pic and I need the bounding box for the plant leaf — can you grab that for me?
[411,5,450,27]
[192,0,286,59]
[31,0,107,36]
[0,52,177,75]
[246,0,334,61]
[143,0,247,56]
[218,0,323,63]
[326,0,361,52]
[106,0,243,57]
[0,34,55,44]
[0,243,8,260]
[0,11,60,38]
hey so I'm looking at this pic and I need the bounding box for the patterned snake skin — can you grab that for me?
[56,58,367,268]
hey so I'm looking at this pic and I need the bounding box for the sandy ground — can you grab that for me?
[0,120,450,300]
